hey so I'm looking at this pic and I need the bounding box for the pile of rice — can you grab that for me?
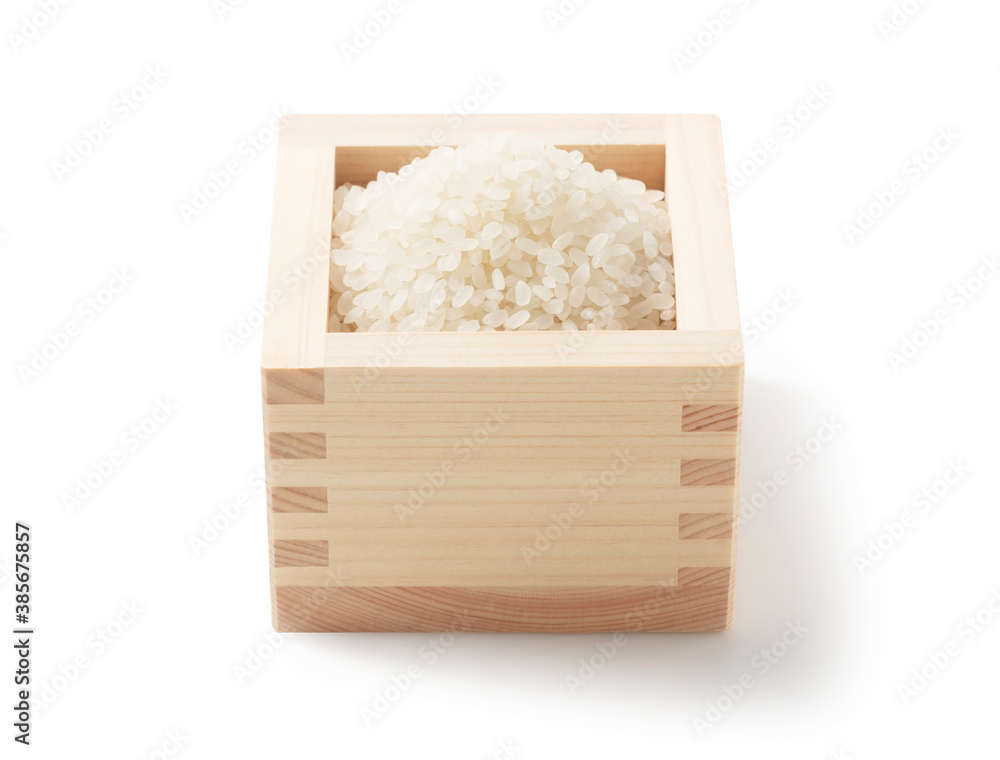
[328,132,675,332]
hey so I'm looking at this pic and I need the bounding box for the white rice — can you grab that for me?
[328,132,675,332]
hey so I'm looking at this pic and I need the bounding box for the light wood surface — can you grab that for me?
[682,403,741,432]
[275,580,734,633]
[261,147,335,370]
[680,459,738,487]
[280,114,678,150]
[264,369,325,405]
[666,115,741,332]
[262,114,742,631]
[273,540,329,568]
[319,330,742,368]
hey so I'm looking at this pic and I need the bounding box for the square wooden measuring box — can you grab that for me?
[262,114,742,632]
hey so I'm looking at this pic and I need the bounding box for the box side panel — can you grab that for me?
[666,115,740,332]
[322,329,743,369]
[279,114,672,148]
[261,145,335,370]
[265,360,742,631]
[274,581,734,633]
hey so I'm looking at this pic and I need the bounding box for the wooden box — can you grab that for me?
[262,115,742,632]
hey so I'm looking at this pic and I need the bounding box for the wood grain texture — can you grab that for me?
[264,369,325,405]
[274,585,732,632]
[323,330,743,369]
[262,114,743,632]
[682,404,740,432]
[271,488,735,529]
[679,513,735,540]
[272,528,731,587]
[680,459,737,487]
[273,540,329,568]
[281,114,676,151]
[261,146,335,370]
[678,566,734,586]
[268,432,326,460]
[666,115,741,332]
[269,486,328,514]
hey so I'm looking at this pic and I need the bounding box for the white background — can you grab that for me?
[3,0,999,757]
